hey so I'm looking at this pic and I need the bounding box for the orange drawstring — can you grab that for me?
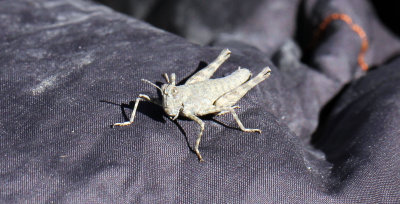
[317,13,369,71]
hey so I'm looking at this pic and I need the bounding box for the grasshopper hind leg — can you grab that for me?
[214,67,271,107]
[185,49,231,85]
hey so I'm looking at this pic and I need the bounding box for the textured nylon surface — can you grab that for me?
[1,0,399,203]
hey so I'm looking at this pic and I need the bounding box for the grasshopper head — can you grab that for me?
[161,73,181,120]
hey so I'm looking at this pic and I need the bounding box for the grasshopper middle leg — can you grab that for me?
[186,105,261,161]
[203,106,261,133]
[183,112,206,162]
[228,107,261,133]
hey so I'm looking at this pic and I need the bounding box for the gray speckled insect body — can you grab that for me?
[114,49,271,161]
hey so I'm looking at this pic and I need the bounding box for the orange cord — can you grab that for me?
[317,13,369,71]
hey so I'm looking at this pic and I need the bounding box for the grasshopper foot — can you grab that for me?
[113,121,133,127]
[194,149,204,162]
[242,128,262,133]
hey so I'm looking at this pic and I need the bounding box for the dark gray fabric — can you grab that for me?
[1,0,399,203]
[136,0,400,83]
[312,58,400,201]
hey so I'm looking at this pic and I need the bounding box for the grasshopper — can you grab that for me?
[113,49,271,161]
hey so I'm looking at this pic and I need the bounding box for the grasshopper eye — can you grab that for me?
[172,87,178,96]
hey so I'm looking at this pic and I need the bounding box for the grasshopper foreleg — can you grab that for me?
[113,94,159,127]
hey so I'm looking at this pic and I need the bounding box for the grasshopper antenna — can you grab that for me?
[163,73,176,85]
[170,73,176,85]
[141,79,162,91]
[163,73,170,84]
